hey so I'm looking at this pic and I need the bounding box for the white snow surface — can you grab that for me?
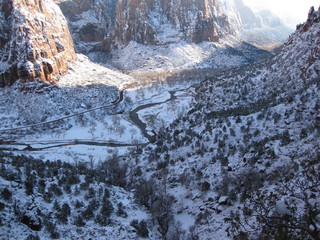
[59,54,134,89]
[111,38,262,72]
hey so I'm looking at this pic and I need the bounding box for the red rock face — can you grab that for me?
[59,0,239,53]
[0,0,76,87]
[152,0,235,43]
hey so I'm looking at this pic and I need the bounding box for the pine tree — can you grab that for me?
[74,215,85,227]
[116,202,128,218]
[57,203,71,224]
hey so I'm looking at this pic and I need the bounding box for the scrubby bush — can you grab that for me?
[1,188,12,201]
[74,215,86,227]
[130,220,149,238]
[201,181,211,191]
[116,202,128,218]
[226,157,320,240]
[57,203,71,224]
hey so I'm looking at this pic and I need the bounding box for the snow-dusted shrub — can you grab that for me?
[151,193,175,238]
[1,188,12,201]
[100,156,128,187]
[130,220,149,238]
[0,201,4,211]
[25,234,40,240]
[48,226,60,240]
[48,183,63,196]
[201,181,211,191]
[226,156,320,240]
[95,197,113,226]
[134,178,156,208]
[73,215,86,227]
[116,202,128,218]
[56,203,71,224]
[216,168,265,203]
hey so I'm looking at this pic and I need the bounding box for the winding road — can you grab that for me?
[0,87,184,152]
[0,139,147,152]
[0,91,123,133]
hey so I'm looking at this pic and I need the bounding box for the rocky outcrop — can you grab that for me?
[297,6,320,32]
[58,0,241,53]
[0,0,76,87]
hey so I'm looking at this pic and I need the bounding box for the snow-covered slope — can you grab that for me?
[117,6,320,239]
[0,152,152,240]
[0,54,135,133]
[111,39,272,72]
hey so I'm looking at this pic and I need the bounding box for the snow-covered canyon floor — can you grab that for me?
[0,54,198,165]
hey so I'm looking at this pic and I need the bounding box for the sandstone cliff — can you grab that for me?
[58,0,241,53]
[0,0,76,87]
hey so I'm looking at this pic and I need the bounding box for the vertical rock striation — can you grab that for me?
[58,0,241,53]
[0,0,76,87]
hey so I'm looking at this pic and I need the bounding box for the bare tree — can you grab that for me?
[89,121,97,138]
[117,125,125,137]
[130,128,138,139]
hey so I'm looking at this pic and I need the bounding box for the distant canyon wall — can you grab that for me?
[58,0,241,53]
[0,0,295,87]
[0,0,76,87]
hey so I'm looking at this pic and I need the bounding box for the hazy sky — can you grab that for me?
[243,0,320,28]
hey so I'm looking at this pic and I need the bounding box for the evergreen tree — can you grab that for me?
[74,215,85,227]
[57,203,71,224]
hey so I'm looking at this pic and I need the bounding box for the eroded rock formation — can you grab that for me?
[58,0,241,53]
[0,0,76,87]
[297,6,320,32]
